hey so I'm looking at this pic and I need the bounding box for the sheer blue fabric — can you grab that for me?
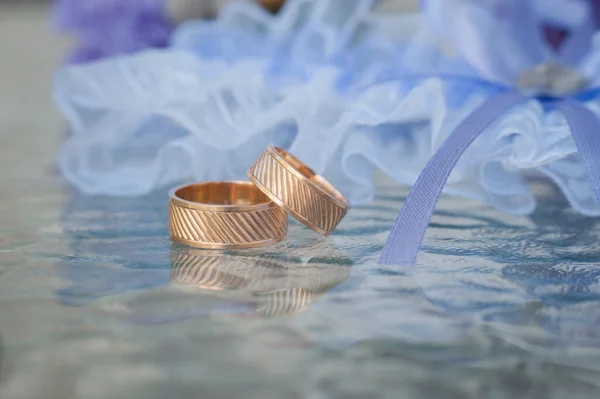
[54,0,600,224]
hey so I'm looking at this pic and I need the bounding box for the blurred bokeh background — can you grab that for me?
[0,0,416,140]
[0,1,70,187]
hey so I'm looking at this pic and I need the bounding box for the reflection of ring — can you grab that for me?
[248,145,350,236]
[170,247,351,317]
[169,181,288,249]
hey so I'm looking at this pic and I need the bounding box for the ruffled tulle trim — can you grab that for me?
[54,0,600,217]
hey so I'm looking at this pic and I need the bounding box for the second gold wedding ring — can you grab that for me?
[248,145,350,236]
[169,181,287,249]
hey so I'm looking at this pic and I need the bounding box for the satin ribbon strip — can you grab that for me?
[379,91,527,265]
[555,100,600,204]
[379,90,600,266]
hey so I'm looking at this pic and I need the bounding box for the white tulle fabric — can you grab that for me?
[55,0,600,216]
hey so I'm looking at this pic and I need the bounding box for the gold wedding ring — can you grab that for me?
[248,145,350,236]
[169,181,287,249]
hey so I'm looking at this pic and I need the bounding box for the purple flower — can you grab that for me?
[52,0,173,63]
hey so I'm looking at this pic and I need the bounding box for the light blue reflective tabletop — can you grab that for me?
[1,4,600,399]
[2,157,600,398]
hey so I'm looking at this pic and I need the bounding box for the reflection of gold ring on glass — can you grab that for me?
[169,181,288,249]
[170,247,351,317]
[248,145,350,236]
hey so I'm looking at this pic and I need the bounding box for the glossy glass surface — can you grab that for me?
[2,157,600,398]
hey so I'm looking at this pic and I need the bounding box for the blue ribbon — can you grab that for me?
[379,85,600,266]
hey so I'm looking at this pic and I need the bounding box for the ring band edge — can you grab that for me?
[170,233,286,249]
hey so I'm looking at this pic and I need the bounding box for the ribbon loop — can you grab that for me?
[554,100,600,204]
[379,91,527,265]
[379,90,600,266]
